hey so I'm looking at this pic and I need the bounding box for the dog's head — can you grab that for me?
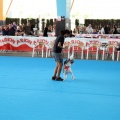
[64,55,74,66]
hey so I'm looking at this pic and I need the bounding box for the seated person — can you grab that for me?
[92,29,98,34]
[2,25,8,36]
[23,22,34,36]
[8,24,15,36]
[43,27,48,37]
[69,30,75,37]
[15,26,24,36]
[48,25,52,32]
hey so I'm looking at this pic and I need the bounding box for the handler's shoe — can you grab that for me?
[52,76,56,80]
[56,77,64,81]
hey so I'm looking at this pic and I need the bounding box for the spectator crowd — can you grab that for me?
[0,22,120,37]
[73,24,120,34]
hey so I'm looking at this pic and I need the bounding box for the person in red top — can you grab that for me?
[2,25,8,36]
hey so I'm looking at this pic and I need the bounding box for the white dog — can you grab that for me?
[63,55,75,80]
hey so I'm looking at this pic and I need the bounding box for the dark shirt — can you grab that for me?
[23,26,32,35]
[70,34,75,37]
[53,35,64,53]
[8,27,15,36]
[113,30,118,34]
[16,30,24,36]
[104,26,110,34]
[43,27,48,37]
[92,32,98,34]
[2,29,8,36]
[116,46,120,51]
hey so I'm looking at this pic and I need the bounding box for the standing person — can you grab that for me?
[52,30,70,81]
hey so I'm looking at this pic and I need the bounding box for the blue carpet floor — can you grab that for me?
[0,56,120,120]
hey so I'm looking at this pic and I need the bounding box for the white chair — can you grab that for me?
[62,42,71,58]
[70,41,85,59]
[98,43,108,60]
[101,43,116,61]
[117,51,120,61]
[47,41,55,57]
[116,45,120,61]
[86,41,101,60]
[32,41,48,58]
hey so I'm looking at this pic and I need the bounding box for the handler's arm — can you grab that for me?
[58,42,63,49]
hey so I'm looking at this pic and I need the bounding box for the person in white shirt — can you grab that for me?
[86,24,93,34]
[100,26,105,34]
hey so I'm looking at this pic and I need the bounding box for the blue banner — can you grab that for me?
[56,0,71,18]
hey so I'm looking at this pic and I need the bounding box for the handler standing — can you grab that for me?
[52,30,70,81]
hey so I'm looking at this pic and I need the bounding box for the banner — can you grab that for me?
[0,36,120,51]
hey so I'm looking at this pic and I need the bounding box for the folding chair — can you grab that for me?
[47,40,55,57]
[32,41,48,58]
[98,43,108,60]
[101,43,116,61]
[70,41,85,59]
[86,41,101,60]
[117,51,120,61]
[116,44,120,61]
[62,42,71,58]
